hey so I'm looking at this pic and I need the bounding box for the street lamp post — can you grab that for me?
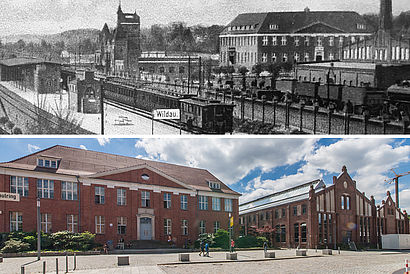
[36,198,41,261]
[326,63,334,107]
[229,212,232,253]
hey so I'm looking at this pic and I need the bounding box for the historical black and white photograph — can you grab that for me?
[0,0,410,135]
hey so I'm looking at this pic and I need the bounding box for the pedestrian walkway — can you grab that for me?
[61,265,165,274]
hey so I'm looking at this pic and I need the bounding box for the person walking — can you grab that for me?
[199,240,204,256]
[231,239,235,253]
[205,242,209,257]
[263,241,268,253]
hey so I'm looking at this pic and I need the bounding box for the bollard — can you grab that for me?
[315,245,317,253]
[406,259,408,274]
[21,266,25,274]
[43,261,46,274]
[66,254,68,273]
[338,247,340,254]
[74,253,77,270]
[56,258,58,274]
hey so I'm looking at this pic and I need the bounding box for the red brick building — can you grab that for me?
[239,166,409,249]
[0,145,240,248]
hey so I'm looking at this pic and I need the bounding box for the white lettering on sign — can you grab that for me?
[0,192,20,202]
[153,109,180,120]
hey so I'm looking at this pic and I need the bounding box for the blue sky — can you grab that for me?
[0,0,409,36]
[0,137,409,212]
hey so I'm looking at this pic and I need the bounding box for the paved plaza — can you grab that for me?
[0,249,408,274]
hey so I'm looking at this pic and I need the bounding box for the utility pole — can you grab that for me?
[385,169,410,208]
[100,79,105,135]
[36,198,41,261]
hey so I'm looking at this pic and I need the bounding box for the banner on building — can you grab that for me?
[0,192,20,202]
[153,109,180,120]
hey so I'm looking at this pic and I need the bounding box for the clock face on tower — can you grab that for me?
[344,181,348,189]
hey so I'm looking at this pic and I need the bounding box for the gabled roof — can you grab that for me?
[221,11,374,35]
[239,179,325,215]
[0,145,239,195]
[0,58,60,67]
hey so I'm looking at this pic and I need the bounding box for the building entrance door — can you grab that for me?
[140,217,152,240]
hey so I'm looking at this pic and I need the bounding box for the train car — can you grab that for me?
[387,84,410,117]
[341,86,385,115]
[180,98,234,134]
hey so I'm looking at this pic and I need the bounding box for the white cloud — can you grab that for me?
[97,138,110,147]
[79,145,88,150]
[27,144,41,153]
[135,138,317,185]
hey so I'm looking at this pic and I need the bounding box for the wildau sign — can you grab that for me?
[0,192,20,202]
[153,109,180,120]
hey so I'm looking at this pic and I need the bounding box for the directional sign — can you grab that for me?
[230,216,234,227]
[153,109,180,120]
[0,192,20,202]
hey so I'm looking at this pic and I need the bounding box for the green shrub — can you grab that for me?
[195,233,215,248]
[50,231,73,250]
[213,229,230,249]
[22,236,36,250]
[236,235,267,248]
[1,239,30,253]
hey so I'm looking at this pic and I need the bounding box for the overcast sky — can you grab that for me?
[1,137,409,213]
[0,0,409,37]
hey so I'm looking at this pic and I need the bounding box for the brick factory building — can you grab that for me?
[219,8,373,69]
[239,166,409,249]
[0,145,240,248]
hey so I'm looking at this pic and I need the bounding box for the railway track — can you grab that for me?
[104,99,202,134]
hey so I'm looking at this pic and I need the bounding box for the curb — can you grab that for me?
[158,255,323,266]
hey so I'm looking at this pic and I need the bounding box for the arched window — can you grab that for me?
[301,223,307,242]
[346,196,350,210]
[341,196,345,210]
[294,223,300,243]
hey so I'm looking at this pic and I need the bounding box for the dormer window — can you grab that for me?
[37,158,59,169]
[208,181,221,190]
[357,24,366,30]
[270,24,279,30]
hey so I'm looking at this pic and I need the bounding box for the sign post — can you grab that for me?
[37,198,41,261]
[152,109,181,135]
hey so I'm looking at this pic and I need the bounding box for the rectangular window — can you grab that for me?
[304,37,310,46]
[262,36,268,46]
[10,212,22,232]
[95,186,105,204]
[37,179,54,199]
[329,36,334,47]
[142,191,150,207]
[164,219,172,235]
[281,36,287,46]
[117,217,127,235]
[295,37,300,46]
[224,199,232,212]
[294,223,299,243]
[293,206,297,216]
[41,213,52,233]
[10,176,29,197]
[180,195,188,210]
[199,196,208,210]
[262,53,268,63]
[117,189,126,206]
[272,36,277,46]
[67,215,78,233]
[281,225,286,242]
[164,193,171,209]
[275,210,279,219]
[61,182,77,201]
[302,204,307,215]
[182,220,188,235]
[346,196,350,210]
[212,197,221,211]
[213,221,220,233]
[199,220,206,234]
[341,196,345,210]
[301,223,307,242]
[282,208,286,218]
[95,216,105,234]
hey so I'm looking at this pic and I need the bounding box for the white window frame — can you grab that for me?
[199,220,206,234]
[10,212,22,232]
[281,36,287,46]
[199,196,208,210]
[272,36,278,46]
[61,181,77,201]
[329,36,334,47]
[269,24,279,30]
[262,36,268,46]
[142,191,150,207]
[180,195,188,210]
[225,199,233,212]
[67,215,78,233]
[95,186,105,204]
[10,176,29,197]
[294,37,300,47]
[41,213,52,233]
[164,193,172,209]
[37,179,54,199]
[117,217,127,235]
[164,218,172,235]
[212,197,221,211]
[117,188,126,206]
[95,216,105,234]
[37,158,58,169]
[272,53,277,63]
[214,221,220,233]
[262,53,268,63]
[182,220,188,236]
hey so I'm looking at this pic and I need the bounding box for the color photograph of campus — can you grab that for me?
[0,138,408,273]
